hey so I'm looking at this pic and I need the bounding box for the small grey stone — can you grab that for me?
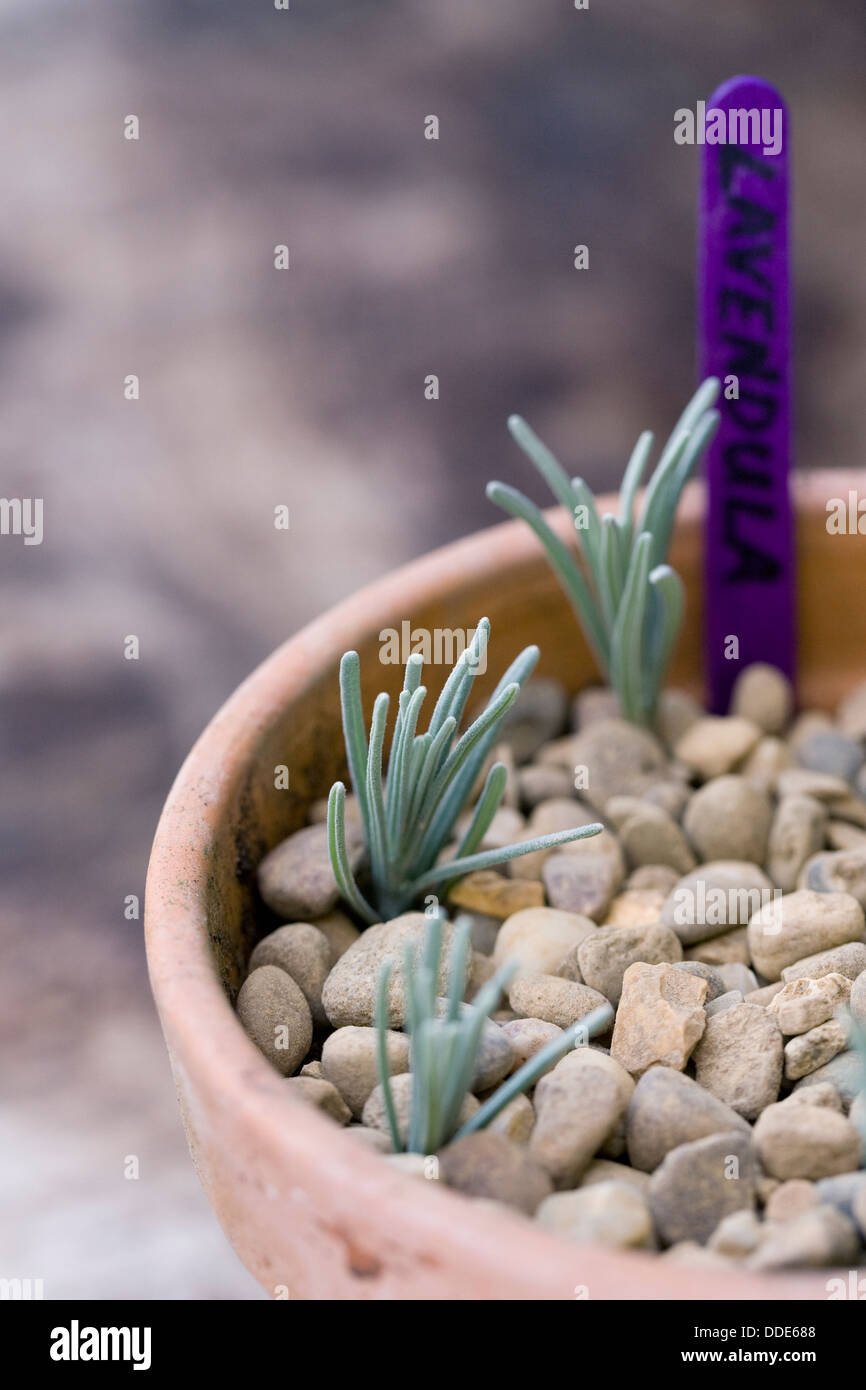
[815,1172,866,1223]
[797,729,865,784]
[784,1019,849,1081]
[236,965,313,1076]
[536,1181,652,1248]
[767,795,827,893]
[322,913,467,1028]
[851,968,866,1025]
[542,851,623,922]
[517,764,575,810]
[438,1132,553,1214]
[649,1131,756,1246]
[754,1097,862,1179]
[498,676,568,764]
[781,941,866,985]
[791,1050,863,1108]
[576,921,683,1005]
[748,1205,859,1271]
[747,889,865,982]
[683,775,773,864]
[799,848,866,911]
[673,961,727,1001]
[571,685,621,731]
[625,1067,749,1173]
[248,922,332,1026]
[662,861,774,945]
[715,962,758,995]
[708,1209,764,1258]
[730,663,793,735]
[531,1061,624,1186]
[692,1002,783,1121]
[567,717,668,813]
[257,820,365,919]
[706,990,744,1017]
[674,716,761,780]
[616,802,696,875]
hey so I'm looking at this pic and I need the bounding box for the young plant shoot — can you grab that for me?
[487,379,721,726]
[374,912,615,1154]
[327,619,602,924]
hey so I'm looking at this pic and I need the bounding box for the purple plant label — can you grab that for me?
[698,75,795,713]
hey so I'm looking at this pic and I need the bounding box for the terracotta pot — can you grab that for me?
[145,472,861,1300]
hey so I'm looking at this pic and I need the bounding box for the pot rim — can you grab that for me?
[145,472,855,1300]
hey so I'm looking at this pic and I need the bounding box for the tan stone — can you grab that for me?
[747,890,865,981]
[448,870,544,917]
[610,961,707,1078]
[492,906,597,974]
[767,972,852,1035]
[692,1002,783,1121]
[507,971,610,1029]
[674,716,761,780]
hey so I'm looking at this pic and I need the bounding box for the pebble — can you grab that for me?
[753,1097,862,1179]
[498,1017,563,1075]
[674,716,761,781]
[536,1181,652,1248]
[781,941,866,984]
[236,965,313,1076]
[791,1050,862,1107]
[827,819,866,851]
[626,1067,750,1172]
[248,922,332,1026]
[492,905,597,975]
[692,1002,783,1121]
[683,776,772,864]
[730,663,793,735]
[747,889,865,982]
[507,798,600,880]
[572,685,621,730]
[673,961,727,1000]
[438,1132,553,1214]
[580,1159,651,1195]
[300,1060,324,1080]
[345,1125,393,1154]
[800,848,866,910]
[257,820,364,919]
[460,1010,515,1092]
[498,676,568,764]
[455,805,525,852]
[517,764,575,810]
[745,982,783,1006]
[787,1081,845,1112]
[661,861,774,944]
[507,971,610,1029]
[715,962,758,994]
[627,864,680,896]
[542,851,622,922]
[649,1131,756,1246]
[604,887,666,928]
[449,870,544,917]
[321,913,467,1028]
[851,968,866,1025]
[530,1061,624,1185]
[797,729,864,784]
[776,768,852,802]
[706,990,744,1017]
[611,962,707,1077]
[321,1025,411,1118]
[764,1179,817,1222]
[362,1072,479,1143]
[837,678,866,739]
[708,1209,764,1258]
[488,1093,535,1145]
[766,972,852,1035]
[466,950,497,1001]
[565,718,668,813]
[815,1172,866,1224]
[741,736,794,794]
[313,910,362,962]
[748,1206,859,1271]
[615,802,696,875]
[784,1020,849,1080]
[767,796,827,892]
[851,1095,866,1166]
[577,922,683,1005]
[654,688,703,751]
[684,927,751,967]
[283,1076,352,1125]
[642,779,693,822]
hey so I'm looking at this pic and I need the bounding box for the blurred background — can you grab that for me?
[2,0,865,1298]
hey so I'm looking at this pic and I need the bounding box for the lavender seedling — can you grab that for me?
[327,618,602,924]
[487,379,721,725]
[375,913,614,1154]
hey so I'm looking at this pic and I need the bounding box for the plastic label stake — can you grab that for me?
[699,75,795,713]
